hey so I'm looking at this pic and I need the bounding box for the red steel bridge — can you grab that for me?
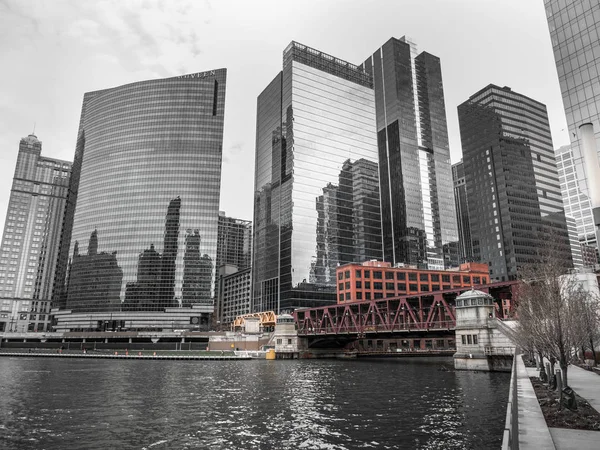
[293,281,517,338]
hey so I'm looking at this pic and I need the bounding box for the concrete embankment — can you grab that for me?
[0,350,251,361]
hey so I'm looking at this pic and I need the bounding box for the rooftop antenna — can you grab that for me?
[32,122,36,135]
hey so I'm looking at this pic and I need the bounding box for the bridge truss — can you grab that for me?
[294,281,517,336]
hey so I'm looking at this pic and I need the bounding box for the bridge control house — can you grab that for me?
[336,261,490,303]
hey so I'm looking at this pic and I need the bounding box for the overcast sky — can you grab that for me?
[0,0,568,236]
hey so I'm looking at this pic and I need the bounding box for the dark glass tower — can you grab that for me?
[458,84,572,281]
[252,42,382,313]
[452,160,473,262]
[54,69,227,313]
[362,37,459,270]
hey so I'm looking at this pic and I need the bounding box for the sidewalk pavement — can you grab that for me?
[526,363,600,450]
[566,364,600,414]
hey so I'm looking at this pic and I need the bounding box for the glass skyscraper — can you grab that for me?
[458,85,572,281]
[252,42,382,313]
[362,37,459,270]
[0,134,71,332]
[452,160,473,263]
[545,0,600,255]
[54,69,227,315]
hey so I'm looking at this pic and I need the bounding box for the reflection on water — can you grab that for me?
[0,357,508,450]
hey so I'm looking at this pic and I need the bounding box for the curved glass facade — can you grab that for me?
[55,70,227,313]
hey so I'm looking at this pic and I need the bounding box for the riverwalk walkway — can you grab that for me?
[520,362,600,450]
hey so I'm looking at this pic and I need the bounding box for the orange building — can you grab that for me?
[336,261,490,303]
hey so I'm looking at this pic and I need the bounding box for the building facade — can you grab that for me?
[53,70,227,329]
[217,266,251,328]
[458,85,573,281]
[362,37,459,270]
[216,213,252,271]
[555,144,597,251]
[336,260,490,303]
[545,0,600,245]
[0,134,71,332]
[565,215,584,268]
[252,42,382,314]
[452,160,473,263]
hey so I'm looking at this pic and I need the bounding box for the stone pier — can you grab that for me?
[453,288,516,371]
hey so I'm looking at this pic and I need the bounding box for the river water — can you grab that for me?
[0,356,508,450]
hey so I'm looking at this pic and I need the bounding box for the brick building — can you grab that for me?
[336,260,490,303]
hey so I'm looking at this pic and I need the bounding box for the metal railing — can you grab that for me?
[484,346,515,356]
[501,352,519,450]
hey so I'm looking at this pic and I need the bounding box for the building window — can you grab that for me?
[365,281,371,289]
[355,270,361,278]
[338,283,343,291]
[397,283,406,291]
[397,272,406,280]
[385,282,394,290]
[467,335,472,344]
[364,270,370,278]
[409,273,417,281]
[385,272,394,280]
[356,281,362,289]
[420,273,428,282]
[344,270,350,279]
[453,275,461,283]
[338,272,343,280]
[374,282,382,290]
[442,275,450,283]
[373,271,382,279]
[473,335,478,345]
[463,276,471,284]
[409,284,418,291]
[356,292,362,300]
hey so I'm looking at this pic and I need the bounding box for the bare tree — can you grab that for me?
[513,244,592,388]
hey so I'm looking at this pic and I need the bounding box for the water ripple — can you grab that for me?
[0,357,509,449]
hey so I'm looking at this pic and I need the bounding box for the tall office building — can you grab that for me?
[52,69,227,330]
[216,213,252,271]
[452,160,473,263]
[555,145,598,249]
[252,41,382,314]
[458,84,572,281]
[0,134,71,332]
[545,0,600,247]
[362,37,459,270]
